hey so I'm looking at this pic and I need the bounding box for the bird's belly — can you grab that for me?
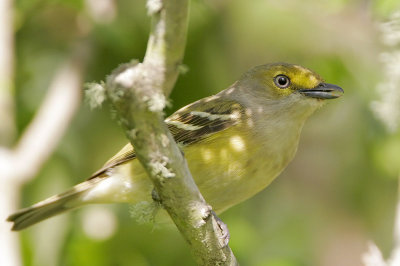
[188,154,283,213]
[87,129,297,214]
[184,132,294,213]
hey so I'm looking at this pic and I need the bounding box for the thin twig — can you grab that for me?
[0,47,87,266]
[366,11,400,266]
[0,0,15,146]
[9,52,85,183]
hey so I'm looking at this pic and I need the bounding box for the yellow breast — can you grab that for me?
[183,124,297,213]
[88,121,301,215]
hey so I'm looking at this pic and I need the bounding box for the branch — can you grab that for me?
[0,0,15,146]
[1,47,86,184]
[0,1,20,265]
[0,45,87,266]
[366,11,400,266]
[104,0,238,264]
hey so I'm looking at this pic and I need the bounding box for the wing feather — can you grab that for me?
[88,96,244,179]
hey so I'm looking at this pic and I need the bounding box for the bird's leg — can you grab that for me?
[151,188,161,203]
[211,210,230,247]
[153,186,230,246]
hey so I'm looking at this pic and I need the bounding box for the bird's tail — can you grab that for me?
[7,179,101,231]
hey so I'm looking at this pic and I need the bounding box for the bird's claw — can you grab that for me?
[212,211,230,247]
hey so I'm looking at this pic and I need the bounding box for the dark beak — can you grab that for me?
[298,83,344,99]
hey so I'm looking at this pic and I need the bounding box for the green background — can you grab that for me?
[13,0,400,265]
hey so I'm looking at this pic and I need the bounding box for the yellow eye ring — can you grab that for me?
[274,75,290,89]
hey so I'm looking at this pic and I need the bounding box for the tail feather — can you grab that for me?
[7,179,101,231]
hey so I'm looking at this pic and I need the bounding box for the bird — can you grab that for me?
[7,62,343,231]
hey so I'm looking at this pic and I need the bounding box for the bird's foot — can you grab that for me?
[212,211,230,247]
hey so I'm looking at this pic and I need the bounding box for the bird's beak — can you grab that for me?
[298,83,344,99]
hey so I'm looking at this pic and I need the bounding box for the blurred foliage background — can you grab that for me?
[11,0,400,265]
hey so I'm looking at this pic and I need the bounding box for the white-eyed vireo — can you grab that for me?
[8,63,343,230]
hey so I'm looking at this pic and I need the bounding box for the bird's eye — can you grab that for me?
[274,75,290,89]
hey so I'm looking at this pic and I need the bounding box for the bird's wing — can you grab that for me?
[88,143,136,179]
[88,96,244,179]
[165,97,243,145]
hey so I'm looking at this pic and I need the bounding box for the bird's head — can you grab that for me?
[241,62,343,101]
[231,62,343,119]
